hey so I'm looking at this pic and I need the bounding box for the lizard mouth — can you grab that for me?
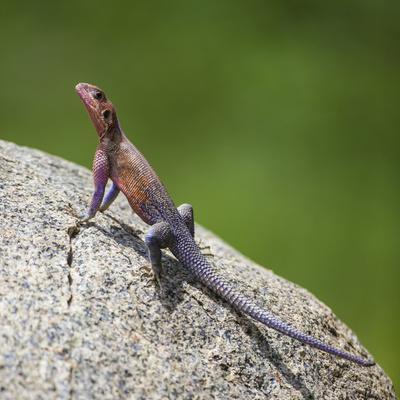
[75,82,106,137]
[75,83,97,112]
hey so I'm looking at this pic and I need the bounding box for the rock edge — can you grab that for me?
[0,140,396,399]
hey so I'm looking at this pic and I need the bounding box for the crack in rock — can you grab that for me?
[66,224,80,308]
[66,223,81,399]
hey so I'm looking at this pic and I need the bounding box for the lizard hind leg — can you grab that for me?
[145,222,174,287]
[177,203,194,237]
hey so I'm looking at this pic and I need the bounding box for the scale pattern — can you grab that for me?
[77,82,374,367]
[171,232,374,366]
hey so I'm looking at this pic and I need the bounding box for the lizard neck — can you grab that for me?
[100,120,124,150]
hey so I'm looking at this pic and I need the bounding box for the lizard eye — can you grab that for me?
[93,90,103,100]
[103,110,111,119]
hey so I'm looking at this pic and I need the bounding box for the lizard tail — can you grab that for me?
[200,264,374,366]
[173,236,374,367]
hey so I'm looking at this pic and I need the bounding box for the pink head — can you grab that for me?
[75,82,118,138]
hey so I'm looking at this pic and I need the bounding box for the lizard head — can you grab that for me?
[75,82,117,139]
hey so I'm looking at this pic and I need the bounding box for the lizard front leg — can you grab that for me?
[145,222,174,286]
[99,182,120,212]
[81,147,109,222]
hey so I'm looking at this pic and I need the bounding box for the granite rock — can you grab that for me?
[0,140,396,399]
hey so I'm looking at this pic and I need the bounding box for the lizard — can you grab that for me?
[75,82,374,367]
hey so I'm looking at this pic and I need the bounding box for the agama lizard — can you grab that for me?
[75,82,374,367]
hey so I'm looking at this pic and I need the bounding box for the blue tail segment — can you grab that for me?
[172,233,375,367]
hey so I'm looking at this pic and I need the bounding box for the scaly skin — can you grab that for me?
[75,82,374,367]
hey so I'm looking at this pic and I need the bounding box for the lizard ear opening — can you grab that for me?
[103,110,111,120]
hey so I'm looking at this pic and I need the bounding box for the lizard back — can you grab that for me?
[108,135,177,225]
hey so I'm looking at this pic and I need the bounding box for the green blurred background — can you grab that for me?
[1,0,398,390]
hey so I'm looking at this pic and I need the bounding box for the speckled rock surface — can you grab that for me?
[0,140,396,400]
